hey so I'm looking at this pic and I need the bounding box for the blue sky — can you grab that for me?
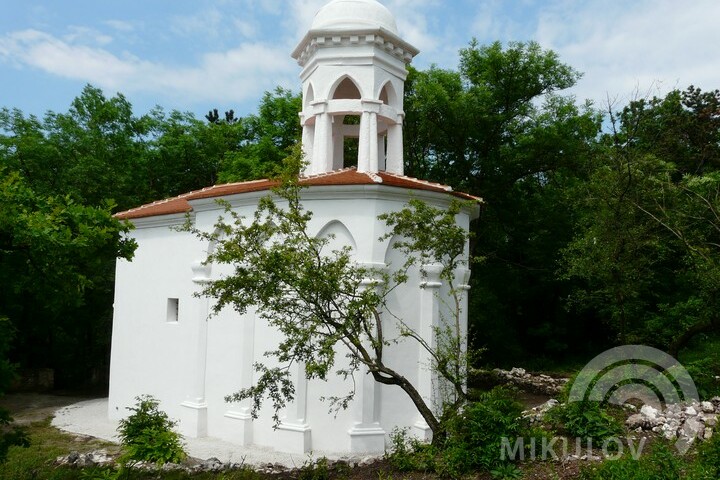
[1,0,719,120]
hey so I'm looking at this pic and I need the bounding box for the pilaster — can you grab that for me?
[179,261,211,438]
[348,265,387,453]
[413,263,443,441]
[276,362,312,454]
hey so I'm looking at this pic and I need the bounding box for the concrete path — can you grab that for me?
[52,398,347,467]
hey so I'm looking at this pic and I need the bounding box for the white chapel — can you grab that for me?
[109,0,480,455]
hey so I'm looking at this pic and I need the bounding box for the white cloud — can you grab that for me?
[171,9,225,37]
[63,26,113,46]
[0,29,297,105]
[104,20,135,33]
[386,1,436,53]
[233,19,258,38]
[534,0,720,106]
[286,0,327,40]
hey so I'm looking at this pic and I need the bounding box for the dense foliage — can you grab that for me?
[404,41,604,364]
[0,38,718,399]
[0,85,300,388]
[386,387,538,477]
[0,317,29,463]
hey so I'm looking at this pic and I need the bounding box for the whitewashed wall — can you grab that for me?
[108,185,473,454]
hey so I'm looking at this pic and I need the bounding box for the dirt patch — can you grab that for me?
[0,392,95,425]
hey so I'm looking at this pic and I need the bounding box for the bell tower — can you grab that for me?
[292,0,419,176]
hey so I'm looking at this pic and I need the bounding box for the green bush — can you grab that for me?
[387,387,543,477]
[546,401,622,443]
[117,395,186,466]
[0,409,29,464]
[685,357,720,399]
[579,442,682,480]
[386,428,436,472]
[490,462,523,479]
[697,430,720,475]
[440,387,525,472]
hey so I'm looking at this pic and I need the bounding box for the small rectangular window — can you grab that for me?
[167,298,179,323]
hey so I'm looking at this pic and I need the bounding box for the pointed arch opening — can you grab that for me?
[331,76,362,100]
[304,83,316,110]
[317,220,358,254]
[379,81,399,108]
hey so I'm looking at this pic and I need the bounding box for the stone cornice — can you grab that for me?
[292,27,419,67]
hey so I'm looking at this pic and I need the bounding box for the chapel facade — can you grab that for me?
[108,0,479,456]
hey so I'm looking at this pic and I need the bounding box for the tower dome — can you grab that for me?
[294,0,418,177]
[311,0,399,35]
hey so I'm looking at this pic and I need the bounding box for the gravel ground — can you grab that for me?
[51,398,358,467]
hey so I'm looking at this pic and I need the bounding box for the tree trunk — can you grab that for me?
[668,317,718,358]
[370,369,445,444]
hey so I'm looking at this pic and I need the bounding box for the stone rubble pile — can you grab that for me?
[523,398,560,424]
[625,397,720,446]
[55,450,116,468]
[494,367,569,396]
[520,396,720,455]
[54,451,381,475]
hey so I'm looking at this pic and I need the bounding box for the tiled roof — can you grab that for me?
[114,168,482,220]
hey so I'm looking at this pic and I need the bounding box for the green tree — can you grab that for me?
[404,41,601,363]
[145,108,229,199]
[0,317,29,463]
[0,85,156,211]
[0,169,136,386]
[0,84,299,388]
[217,87,302,183]
[562,87,720,354]
[185,151,476,441]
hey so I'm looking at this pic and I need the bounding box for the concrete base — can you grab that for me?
[179,400,208,438]
[224,409,254,445]
[413,419,432,442]
[348,424,386,453]
[275,422,312,454]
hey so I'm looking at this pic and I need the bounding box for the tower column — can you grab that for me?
[358,111,371,172]
[358,100,382,173]
[386,120,404,175]
[276,363,311,454]
[348,265,387,453]
[300,113,315,176]
[311,101,333,175]
[368,112,379,173]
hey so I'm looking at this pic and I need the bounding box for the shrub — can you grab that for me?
[440,387,525,472]
[490,462,523,480]
[298,456,351,480]
[546,401,622,444]
[0,409,29,463]
[387,387,542,477]
[117,395,186,465]
[685,357,720,399]
[697,430,720,475]
[386,428,436,472]
[579,442,682,480]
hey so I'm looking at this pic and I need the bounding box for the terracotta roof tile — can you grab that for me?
[115,168,482,220]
